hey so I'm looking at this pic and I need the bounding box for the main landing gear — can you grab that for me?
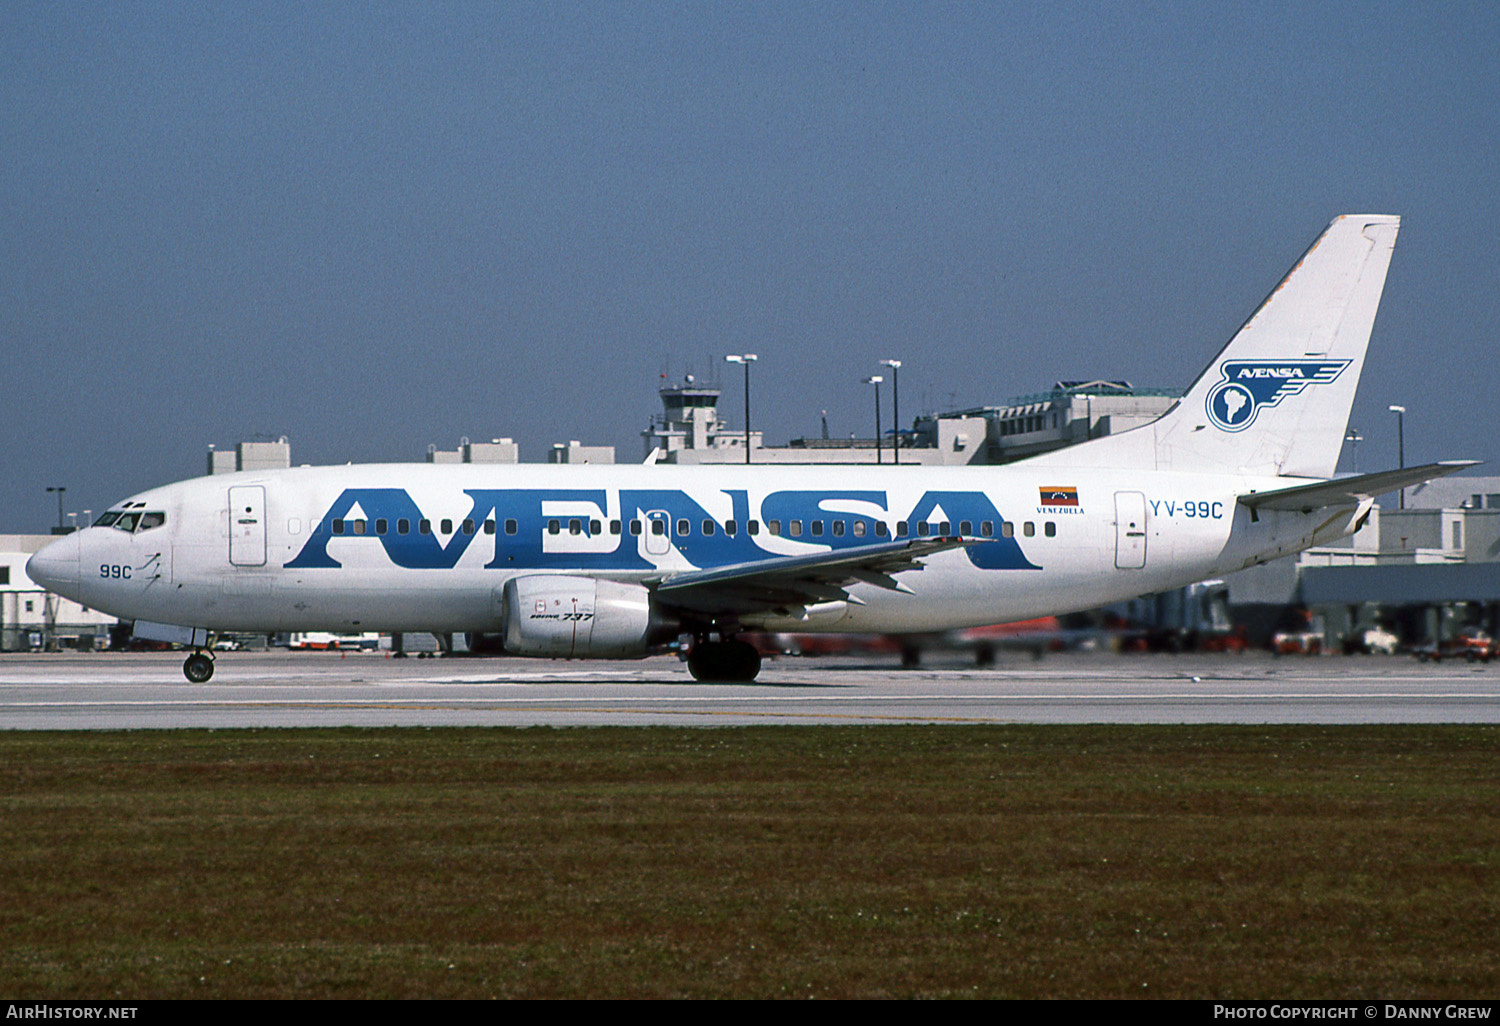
[687,637,762,682]
[183,650,215,683]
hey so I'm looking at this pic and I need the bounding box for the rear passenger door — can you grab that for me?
[1114,491,1147,569]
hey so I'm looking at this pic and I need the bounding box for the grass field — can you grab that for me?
[1,725,1497,999]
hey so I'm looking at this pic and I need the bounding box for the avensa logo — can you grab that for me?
[284,487,1043,573]
[1205,360,1349,432]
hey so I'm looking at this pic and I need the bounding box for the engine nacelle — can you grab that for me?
[501,575,671,658]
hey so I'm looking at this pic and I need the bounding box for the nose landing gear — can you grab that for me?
[183,650,215,683]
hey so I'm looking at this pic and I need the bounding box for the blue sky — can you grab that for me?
[3,2,1497,529]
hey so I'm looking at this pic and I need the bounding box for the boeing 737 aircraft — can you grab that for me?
[27,214,1474,682]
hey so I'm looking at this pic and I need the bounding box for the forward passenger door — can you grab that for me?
[228,486,267,567]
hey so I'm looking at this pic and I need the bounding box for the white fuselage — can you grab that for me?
[35,462,1357,637]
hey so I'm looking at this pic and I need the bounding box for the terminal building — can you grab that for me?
[641,376,1177,466]
[199,379,1181,474]
[641,374,957,464]
[1,535,118,651]
[910,380,1181,465]
[424,438,521,464]
[208,438,293,475]
[641,376,925,464]
[1239,476,1500,651]
[208,435,619,469]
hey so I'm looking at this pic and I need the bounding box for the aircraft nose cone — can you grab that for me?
[26,533,82,598]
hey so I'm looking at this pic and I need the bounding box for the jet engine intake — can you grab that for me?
[501,575,672,658]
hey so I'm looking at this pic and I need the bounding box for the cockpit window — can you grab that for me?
[100,508,165,532]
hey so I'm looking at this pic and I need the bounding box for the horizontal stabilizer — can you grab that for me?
[1238,461,1481,512]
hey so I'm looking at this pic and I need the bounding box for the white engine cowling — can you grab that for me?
[501,576,669,658]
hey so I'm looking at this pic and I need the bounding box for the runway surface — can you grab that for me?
[2,649,1499,728]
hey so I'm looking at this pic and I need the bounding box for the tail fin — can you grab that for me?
[1026,214,1400,478]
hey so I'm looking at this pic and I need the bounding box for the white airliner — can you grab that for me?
[28,214,1473,683]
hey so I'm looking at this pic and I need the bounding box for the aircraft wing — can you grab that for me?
[1238,461,1481,512]
[650,536,978,616]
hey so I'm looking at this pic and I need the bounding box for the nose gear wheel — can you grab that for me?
[183,650,215,683]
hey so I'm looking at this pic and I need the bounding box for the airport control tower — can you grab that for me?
[642,376,762,461]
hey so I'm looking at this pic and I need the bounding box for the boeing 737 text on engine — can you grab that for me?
[27,215,1475,682]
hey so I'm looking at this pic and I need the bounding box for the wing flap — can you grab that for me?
[652,536,976,616]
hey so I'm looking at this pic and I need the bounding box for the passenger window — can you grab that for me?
[590,520,601,535]
[398,519,410,535]
[980,521,994,537]
[651,520,665,536]
[875,522,889,537]
[725,519,737,536]
[768,520,781,536]
[677,519,690,536]
[810,521,823,537]
[610,520,621,535]
[548,520,560,535]
[917,521,929,537]
[505,519,518,535]
[702,519,715,536]
[959,520,972,536]
[331,518,345,536]
[569,519,582,535]
[896,521,908,537]
[419,519,432,535]
[352,520,367,535]
[630,520,643,536]
[375,518,388,535]
[1045,521,1056,537]
[461,519,474,535]
[748,520,759,535]
[483,519,495,535]
[851,521,865,537]
[1001,522,1014,538]
[789,520,802,537]
[440,519,453,535]
[1024,522,1035,537]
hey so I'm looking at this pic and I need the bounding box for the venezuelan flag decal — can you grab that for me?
[1038,486,1079,507]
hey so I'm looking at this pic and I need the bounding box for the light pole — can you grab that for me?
[46,486,66,532]
[725,354,758,464]
[864,376,884,464]
[1344,428,1363,474]
[1388,405,1406,509]
[879,359,902,464]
